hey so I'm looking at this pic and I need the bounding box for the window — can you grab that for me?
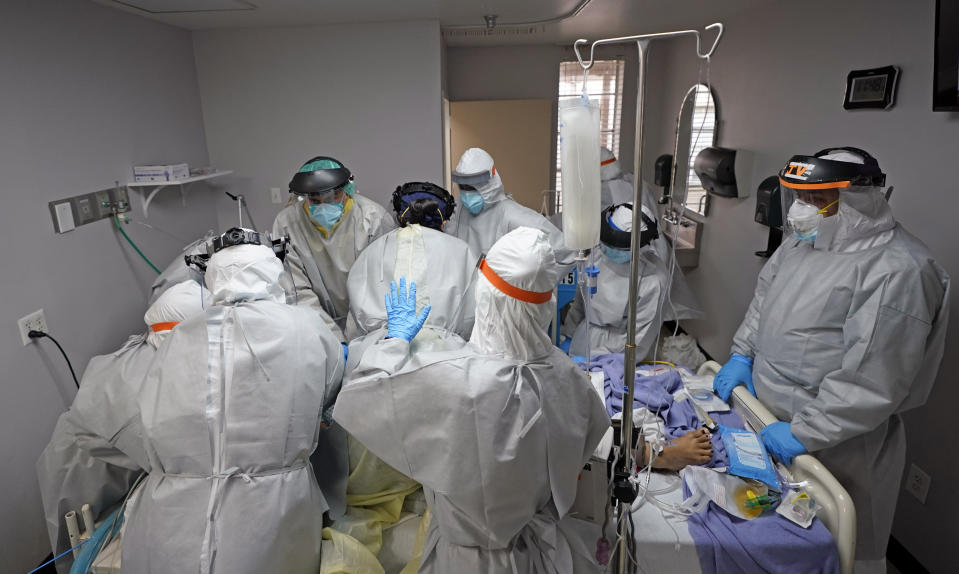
[554,58,625,209]
[683,84,716,216]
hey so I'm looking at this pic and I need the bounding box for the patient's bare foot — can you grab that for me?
[653,428,713,471]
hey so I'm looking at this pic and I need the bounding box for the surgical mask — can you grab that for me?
[309,202,344,229]
[602,243,630,264]
[460,191,485,215]
[787,198,837,242]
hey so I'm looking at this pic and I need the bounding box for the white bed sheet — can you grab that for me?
[564,471,703,574]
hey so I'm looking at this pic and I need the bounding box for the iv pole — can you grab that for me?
[573,23,723,574]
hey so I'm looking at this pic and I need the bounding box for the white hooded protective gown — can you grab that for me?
[36,280,209,574]
[451,149,574,270]
[334,227,609,573]
[122,244,345,574]
[731,188,949,562]
[149,233,214,303]
[323,224,477,563]
[600,150,703,322]
[345,224,478,342]
[273,194,395,332]
[563,245,666,358]
[317,224,477,520]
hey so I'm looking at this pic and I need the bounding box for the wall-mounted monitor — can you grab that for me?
[934,0,959,111]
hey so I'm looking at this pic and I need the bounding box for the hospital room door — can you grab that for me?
[449,99,553,210]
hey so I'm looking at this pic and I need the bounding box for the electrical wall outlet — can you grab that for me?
[905,463,931,504]
[18,309,47,345]
[271,187,284,204]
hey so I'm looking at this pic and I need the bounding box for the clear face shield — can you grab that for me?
[781,184,889,243]
[780,186,841,242]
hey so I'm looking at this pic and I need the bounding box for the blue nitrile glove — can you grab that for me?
[559,337,572,354]
[341,343,349,362]
[713,353,755,401]
[761,421,807,466]
[385,277,431,342]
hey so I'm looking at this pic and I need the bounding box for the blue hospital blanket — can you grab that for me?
[584,353,840,574]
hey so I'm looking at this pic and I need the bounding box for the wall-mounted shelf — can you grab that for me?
[127,170,233,217]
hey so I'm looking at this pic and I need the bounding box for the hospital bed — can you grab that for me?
[71,361,855,574]
[568,360,857,574]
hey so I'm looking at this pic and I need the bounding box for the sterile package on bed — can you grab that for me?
[719,424,780,491]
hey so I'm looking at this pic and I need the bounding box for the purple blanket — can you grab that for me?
[684,480,840,574]
[585,353,840,574]
[586,353,730,468]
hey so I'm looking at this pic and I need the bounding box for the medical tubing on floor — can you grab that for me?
[114,215,161,274]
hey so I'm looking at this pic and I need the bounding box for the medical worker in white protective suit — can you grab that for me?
[334,226,610,574]
[600,147,702,322]
[149,232,213,303]
[562,202,668,357]
[273,156,395,334]
[452,147,574,267]
[122,230,345,574]
[36,281,208,574]
[320,182,479,571]
[713,148,950,573]
[345,181,478,343]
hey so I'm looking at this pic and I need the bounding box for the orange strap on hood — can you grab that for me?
[601,157,617,166]
[479,259,552,304]
[150,321,179,333]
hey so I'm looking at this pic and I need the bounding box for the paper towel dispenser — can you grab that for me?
[693,146,753,198]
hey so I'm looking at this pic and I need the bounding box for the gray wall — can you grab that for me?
[446,43,665,187]
[646,1,958,570]
[192,20,445,229]
[0,1,217,571]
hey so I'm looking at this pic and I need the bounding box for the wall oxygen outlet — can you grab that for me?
[18,309,48,345]
[905,463,931,504]
[48,186,131,233]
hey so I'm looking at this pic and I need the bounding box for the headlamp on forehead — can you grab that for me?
[184,227,290,271]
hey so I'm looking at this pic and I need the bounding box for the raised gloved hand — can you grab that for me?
[760,421,807,466]
[713,353,754,401]
[385,277,431,342]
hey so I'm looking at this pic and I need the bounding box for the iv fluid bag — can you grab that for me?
[560,96,601,250]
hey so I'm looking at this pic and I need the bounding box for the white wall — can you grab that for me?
[192,20,445,229]
[0,1,217,571]
[647,1,959,570]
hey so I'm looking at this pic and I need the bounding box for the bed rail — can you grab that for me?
[697,360,857,574]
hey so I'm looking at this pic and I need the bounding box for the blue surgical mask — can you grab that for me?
[460,191,485,215]
[602,243,631,264]
[309,202,344,229]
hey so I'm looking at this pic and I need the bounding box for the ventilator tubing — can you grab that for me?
[559,96,602,250]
